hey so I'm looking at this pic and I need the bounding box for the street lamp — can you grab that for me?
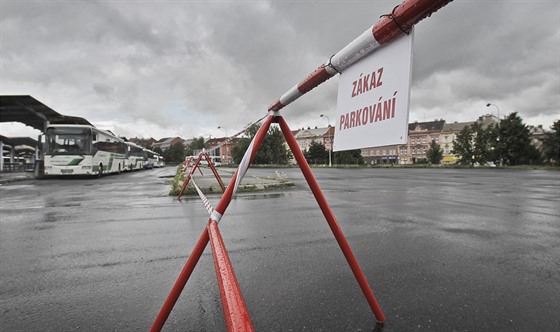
[217,126,228,164]
[217,126,228,138]
[485,105,503,166]
[320,114,332,167]
[486,103,500,119]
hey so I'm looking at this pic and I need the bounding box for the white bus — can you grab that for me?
[195,155,221,167]
[44,124,127,176]
[154,155,166,168]
[125,141,145,171]
[143,149,158,169]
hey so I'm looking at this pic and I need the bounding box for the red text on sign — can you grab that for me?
[351,67,384,98]
[339,91,398,131]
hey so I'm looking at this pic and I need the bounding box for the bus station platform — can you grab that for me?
[0,171,35,185]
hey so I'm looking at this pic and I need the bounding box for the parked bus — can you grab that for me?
[193,155,221,167]
[154,155,166,168]
[44,124,127,176]
[142,149,156,169]
[125,141,145,171]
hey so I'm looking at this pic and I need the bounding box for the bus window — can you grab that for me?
[46,127,92,155]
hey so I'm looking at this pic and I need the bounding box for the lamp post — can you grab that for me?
[486,103,500,119]
[320,114,332,167]
[217,126,228,164]
[485,104,503,166]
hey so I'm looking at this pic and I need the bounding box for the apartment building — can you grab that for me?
[440,121,473,164]
[205,137,239,165]
[294,127,333,152]
[399,120,445,164]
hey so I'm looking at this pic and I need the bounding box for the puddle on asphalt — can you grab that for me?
[236,193,287,200]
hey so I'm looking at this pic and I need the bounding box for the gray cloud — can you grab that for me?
[1,0,558,140]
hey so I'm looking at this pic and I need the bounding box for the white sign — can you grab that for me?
[333,30,414,152]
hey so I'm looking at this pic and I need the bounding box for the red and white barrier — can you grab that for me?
[177,150,225,201]
[152,1,453,330]
[268,0,452,113]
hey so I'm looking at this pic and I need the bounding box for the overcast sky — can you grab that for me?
[1,0,559,141]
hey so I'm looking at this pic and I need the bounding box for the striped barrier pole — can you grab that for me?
[150,115,274,331]
[191,177,215,215]
[203,151,226,192]
[278,115,386,323]
[208,220,255,332]
[268,0,452,113]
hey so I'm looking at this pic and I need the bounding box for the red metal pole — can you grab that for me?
[178,153,203,201]
[203,152,226,192]
[150,228,210,332]
[278,115,386,323]
[208,220,254,332]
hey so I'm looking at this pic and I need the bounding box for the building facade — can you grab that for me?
[362,145,400,165]
[205,137,239,165]
[294,127,332,152]
[440,121,473,164]
[398,120,445,164]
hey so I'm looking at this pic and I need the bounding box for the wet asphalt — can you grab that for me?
[0,167,559,331]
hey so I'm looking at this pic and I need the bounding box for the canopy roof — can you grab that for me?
[0,95,92,132]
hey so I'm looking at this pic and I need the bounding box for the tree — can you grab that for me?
[304,141,328,165]
[152,146,164,156]
[542,119,560,165]
[426,139,443,164]
[334,149,363,165]
[232,124,291,165]
[164,141,186,164]
[185,137,206,156]
[255,126,291,164]
[232,137,250,164]
[496,112,541,165]
[472,122,493,165]
[452,125,474,165]
[452,122,496,166]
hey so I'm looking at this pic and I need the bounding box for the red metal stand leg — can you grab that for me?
[204,152,226,192]
[278,115,386,323]
[150,228,210,332]
[208,220,254,331]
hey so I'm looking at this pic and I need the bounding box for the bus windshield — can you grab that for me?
[46,127,92,155]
